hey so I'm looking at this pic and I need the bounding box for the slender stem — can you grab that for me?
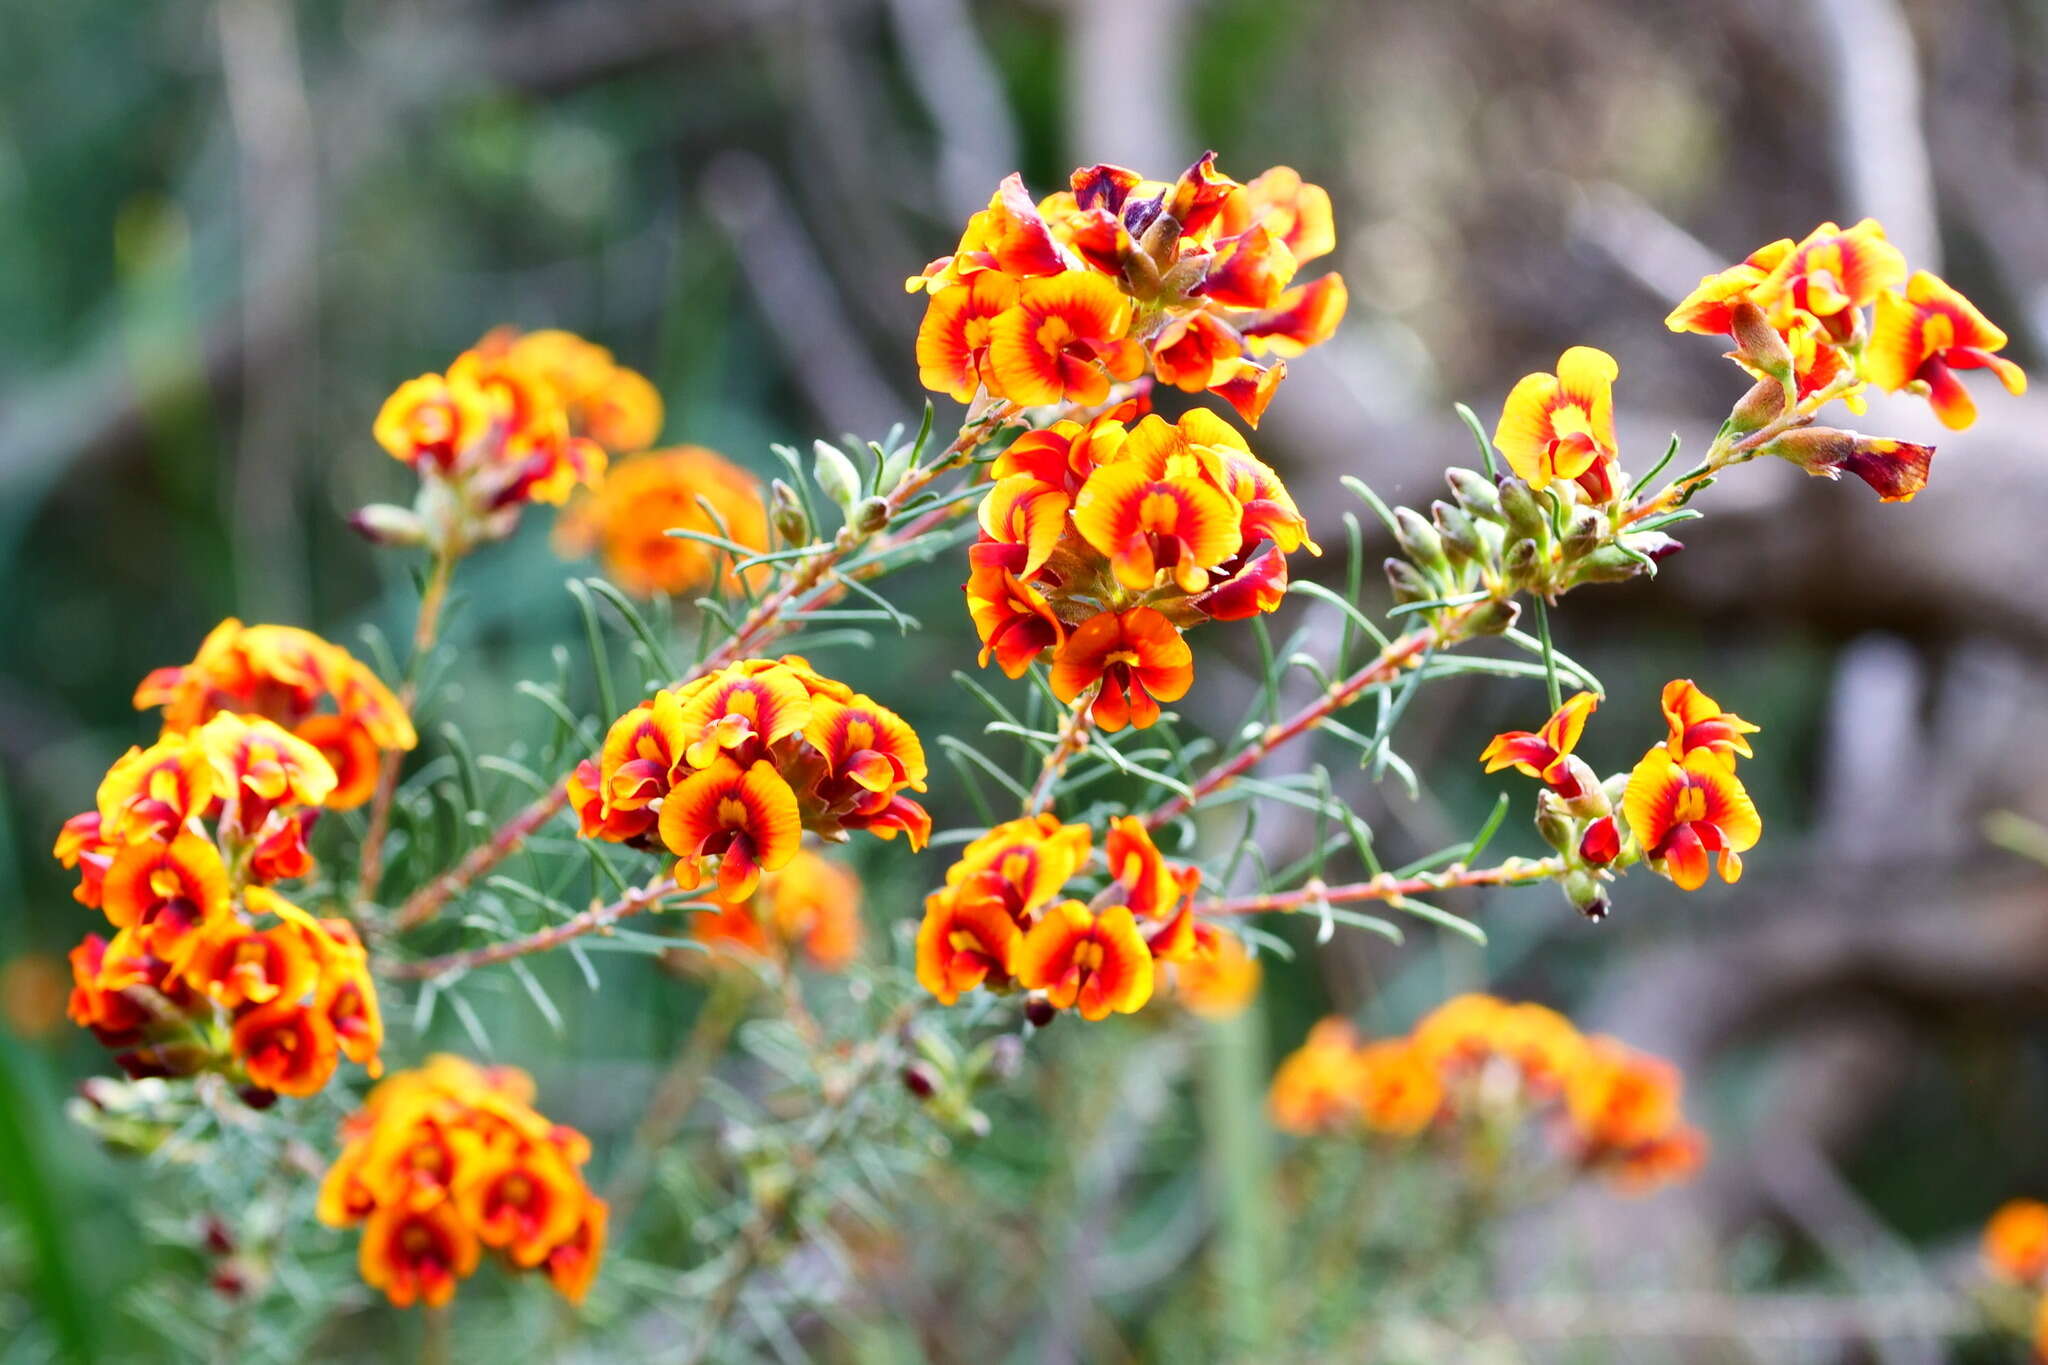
[1194,855,1565,917]
[603,972,754,1230]
[420,1302,451,1365]
[377,405,1015,933]
[1146,604,1485,829]
[1025,697,1094,814]
[1617,372,1856,529]
[1532,596,1562,712]
[375,877,687,980]
[358,547,456,907]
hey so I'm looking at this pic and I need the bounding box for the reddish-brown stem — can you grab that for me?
[1025,698,1094,814]
[375,404,1014,935]
[357,548,456,907]
[377,877,689,980]
[1145,603,1485,829]
[1196,855,1565,917]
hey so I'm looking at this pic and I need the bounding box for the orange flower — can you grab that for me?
[985,271,1139,407]
[197,713,337,824]
[972,475,1071,580]
[597,692,687,813]
[136,620,416,811]
[764,851,863,971]
[1490,1001,1587,1095]
[1751,218,1906,328]
[657,758,802,903]
[567,757,656,844]
[1013,901,1154,1021]
[545,1198,608,1306]
[965,566,1066,678]
[1050,608,1194,732]
[66,931,168,1047]
[1985,1200,2048,1284]
[373,371,495,472]
[1659,679,1758,764]
[805,693,930,818]
[1623,745,1762,890]
[1172,924,1261,1020]
[1073,456,1243,593]
[676,663,813,770]
[233,1000,340,1098]
[1664,238,1794,335]
[317,938,385,1080]
[1765,427,1934,503]
[1195,545,1290,621]
[358,1200,480,1309]
[990,406,1133,493]
[1197,222,1299,311]
[1867,271,2028,430]
[1240,275,1349,360]
[96,733,218,845]
[454,1140,588,1268]
[1204,355,1286,427]
[917,270,1019,401]
[178,914,320,1011]
[1409,993,1510,1073]
[1151,408,1316,554]
[1219,166,1336,266]
[1565,1036,1683,1153]
[943,814,1092,920]
[1358,1040,1442,1136]
[1494,346,1620,497]
[1609,1126,1708,1194]
[100,830,230,954]
[915,881,1024,1005]
[1479,691,1599,792]
[1269,1019,1367,1134]
[54,812,113,908]
[553,447,768,598]
[1149,309,1247,393]
[1103,815,1201,920]
[492,328,664,454]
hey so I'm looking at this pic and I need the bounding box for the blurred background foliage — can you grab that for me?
[5,0,2048,1360]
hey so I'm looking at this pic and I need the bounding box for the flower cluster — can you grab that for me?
[915,814,1253,1020]
[60,712,382,1098]
[318,1055,604,1309]
[361,326,662,554]
[1481,679,1762,916]
[1269,994,1705,1195]
[965,403,1317,730]
[679,848,864,973]
[553,444,769,599]
[912,155,1347,426]
[1668,218,2026,434]
[133,618,417,809]
[571,657,930,901]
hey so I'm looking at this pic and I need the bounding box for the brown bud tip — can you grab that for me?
[1024,997,1058,1030]
[237,1086,279,1111]
[900,1062,939,1100]
[210,1267,246,1300]
[201,1217,235,1257]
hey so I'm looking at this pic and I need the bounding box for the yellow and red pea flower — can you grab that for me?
[913,155,1347,426]
[1479,690,1600,794]
[1012,900,1155,1021]
[1765,427,1935,503]
[1750,218,1906,333]
[1493,346,1621,500]
[1623,745,1762,891]
[552,445,769,599]
[965,566,1066,678]
[579,660,932,900]
[321,1056,604,1310]
[686,849,864,973]
[915,878,1026,1006]
[1049,606,1195,732]
[1984,1199,2048,1285]
[1274,995,1704,1195]
[1867,270,2028,430]
[1659,679,1758,764]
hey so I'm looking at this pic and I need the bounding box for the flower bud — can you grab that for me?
[900,1061,940,1100]
[769,478,810,545]
[1561,507,1605,562]
[1572,544,1650,584]
[811,439,864,516]
[1579,815,1621,865]
[853,496,891,535]
[1552,756,1608,816]
[1502,536,1543,585]
[1762,428,1934,503]
[1024,996,1057,1030]
[1392,506,1449,577]
[1461,596,1520,637]
[1535,789,1574,851]
[1728,302,1793,386]
[1431,500,1482,565]
[1446,467,1503,522]
[1726,377,1788,436]
[1563,870,1611,922]
[1497,477,1550,548]
[348,503,429,549]
[1384,556,1436,605]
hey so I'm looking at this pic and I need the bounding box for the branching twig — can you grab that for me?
[1196,856,1566,917]
[376,877,687,980]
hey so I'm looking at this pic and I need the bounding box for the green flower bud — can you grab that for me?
[811,440,864,516]
[1498,477,1550,547]
[1561,507,1604,562]
[769,479,810,546]
[1727,376,1788,436]
[1446,467,1502,521]
[1503,536,1543,584]
[1431,499,1482,565]
[1384,556,1435,605]
[1729,301,1793,386]
[1461,596,1520,636]
[1393,506,1449,577]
